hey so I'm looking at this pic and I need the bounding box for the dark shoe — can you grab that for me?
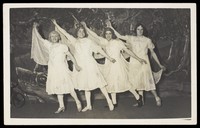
[105,104,118,108]
[136,95,143,107]
[114,104,118,108]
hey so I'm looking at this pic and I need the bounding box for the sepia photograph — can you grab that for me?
[3,3,197,125]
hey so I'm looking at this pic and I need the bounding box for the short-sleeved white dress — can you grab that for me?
[31,27,75,95]
[99,38,132,93]
[72,38,107,91]
[46,43,75,94]
[126,36,162,91]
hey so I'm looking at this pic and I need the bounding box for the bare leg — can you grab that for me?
[129,87,139,100]
[55,94,65,113]
[100,87,114,111]
[57,94,64,108]
[111,93,117,105]
[82,90,92,112]
[151,90,161,106]
[70,89,82,112]
[129,87,143,107]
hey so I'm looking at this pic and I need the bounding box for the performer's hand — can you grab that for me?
[51,19,57,24]
[80,21,87,27]
[33,22,39,28]
[75,65,82,72]
[33,70,37,74]
[139,59,147,64]
[160,65,166,71]
[105,20,112,27]
[110,58,116,63]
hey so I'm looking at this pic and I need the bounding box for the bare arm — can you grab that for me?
[123,48,147,64]
[106,20,128,41]
[51,19,76,42]
[81,21,105,47]
[33,63,39,73]
[66,52,81,71]
[95,46,116,63]
[81,22,102,41]
[150,49,166,70]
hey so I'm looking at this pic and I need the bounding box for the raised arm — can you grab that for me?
[51,19,76,42]
[81,21,105,46]
[81,22,102,41]
[105,20,128,41]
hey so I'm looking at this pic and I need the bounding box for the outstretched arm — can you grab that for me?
[51,19,76,42]
[123,48,147,64]
[81,22,102,40]
[105,20,128,41]
[150,49,166,70]
[66,52,81,72]
[96,46,116,63]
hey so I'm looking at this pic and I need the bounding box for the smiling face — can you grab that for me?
[77,28,86,38]
[105,30,112,41]
[49,31,60,43]
[136,25,144,36]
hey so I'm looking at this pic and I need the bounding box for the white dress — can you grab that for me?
[101,38,132,93]
[46,43,75,94]
[126,35,163,91]
[72,38,107,91]
[31,27,75,95]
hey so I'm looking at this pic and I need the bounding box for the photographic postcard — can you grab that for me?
[3,3,197,125]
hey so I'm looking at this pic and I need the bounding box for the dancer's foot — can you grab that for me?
[136,95,143,107]
[105,103,118,108]
[81,106,92,112]
[132,103,139,107]
[54,107,65,114]
[155,97,162,107]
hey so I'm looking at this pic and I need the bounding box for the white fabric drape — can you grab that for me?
[31,27,49,65]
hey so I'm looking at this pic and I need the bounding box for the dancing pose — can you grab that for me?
[107,21,166,106]
[81,22,146,107]
[31,22,82,113]
[52,19,116,112]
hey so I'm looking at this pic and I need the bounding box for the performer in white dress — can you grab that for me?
[52,19,116,112]
[31,22,82,113]
[82,22,147,107]
[107,21,166,106]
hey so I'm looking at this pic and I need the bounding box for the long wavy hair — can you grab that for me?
[134,23,148,37]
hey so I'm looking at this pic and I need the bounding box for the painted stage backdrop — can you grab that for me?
[10,8,191,103]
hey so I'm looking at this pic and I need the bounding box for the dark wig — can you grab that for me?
[103,27,117,39]
[134,23,148,37]
[74,26,88,38]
